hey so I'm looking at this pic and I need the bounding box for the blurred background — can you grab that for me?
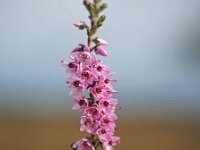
[0,0,200,149]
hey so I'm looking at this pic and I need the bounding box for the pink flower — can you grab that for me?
[96,46,108,56]
[97,126,115,142]
[99,99,118,113]
[91,60,110,76]
[72,138,95,150]
[70,46,96,65]
[61,60,81,80]
[88,85,109,100]
[100,114,117,127]
[104,86,118,95]
[72,97,89,112]
[80,116,99,134]
[84,104,102,119]
[101,135,120,147]
[79,67,98,86]
[80,51,95,63]
[98,73,117,87]
[67,79,85,98]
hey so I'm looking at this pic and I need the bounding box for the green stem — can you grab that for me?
[83,1,107,149]
[87,1,99,49]
[86,2,99,149]
[89,93,95,104]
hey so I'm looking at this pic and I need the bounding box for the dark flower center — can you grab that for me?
[79,100,87,106]
[95,88,102,94]
[82,71,91,79]
[101,129,106,134]
[68,62,76,68]
[81,53,90,61]
[103,118,110,124]
[97,66,103,72]
[73,80,80,87]
[85,119,94,127]
[103,101,109,107]
[82,141,88,147]
[89,108,98,115]
[108,141,113,145]
[90,81,98,87]
[104,79,110,84]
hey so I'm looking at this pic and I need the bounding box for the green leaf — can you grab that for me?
[96,15,106,28]
[87,29,92,36]
[83,0,93,14]
[83,0,90,7]
[92,15,106,34]
[93,140,102,148]
[99,3,108,13]
[94,0,101,3]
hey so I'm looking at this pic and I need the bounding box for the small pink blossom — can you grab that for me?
[97,127,115,143]
[88,85,109,100]
[91,60,110,76]
[67,80,85,98]
[79,67,98,86]
[101,135,120,147]
[102,136,120,150]
[61,61,81,79]
[80,116,99,134]
[84,104,102,119]
[98,73,117,86]
[100,114,117,127]
[72,138,95,150]
[99,99,118,112]
[72,97,89,111]
[70,47,96,65]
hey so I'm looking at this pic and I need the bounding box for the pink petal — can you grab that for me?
[103,143,113,150]
[72,104,79,110]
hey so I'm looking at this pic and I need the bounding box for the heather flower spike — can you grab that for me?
[62,0,120,149]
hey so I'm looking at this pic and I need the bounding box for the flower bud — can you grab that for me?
[94,38,108,45]
[74,22,86,30]
[71,46,82,53]
[96,46,108,56]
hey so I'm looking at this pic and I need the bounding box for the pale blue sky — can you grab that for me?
[1,0,200,118]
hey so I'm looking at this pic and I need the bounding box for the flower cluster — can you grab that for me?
[62,38,120,149]
[62,0,120,149]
